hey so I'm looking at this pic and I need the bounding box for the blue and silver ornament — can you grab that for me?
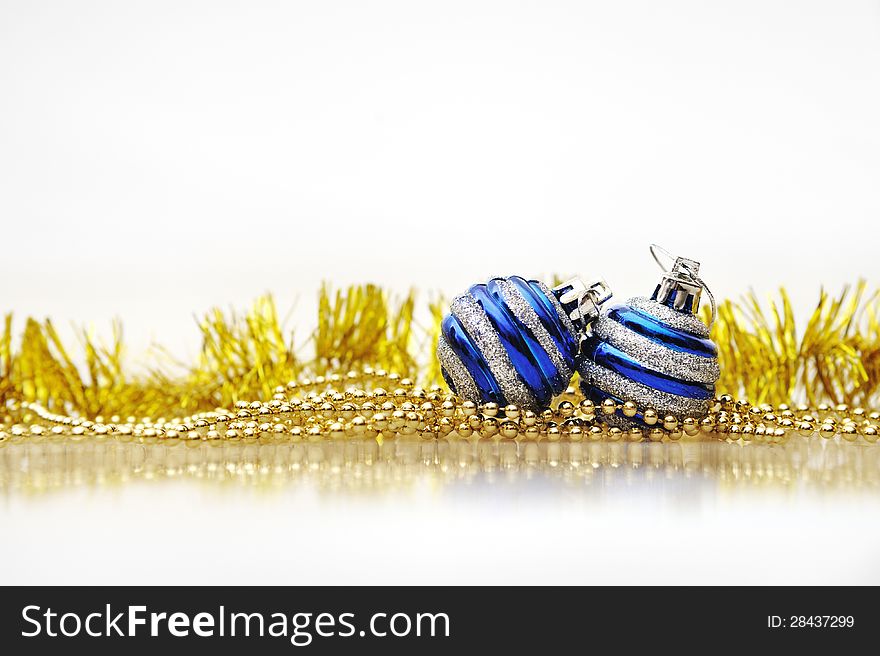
[437,276,611,411]
[579,246,720,425]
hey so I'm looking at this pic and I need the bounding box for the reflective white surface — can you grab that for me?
[2,438,879,585]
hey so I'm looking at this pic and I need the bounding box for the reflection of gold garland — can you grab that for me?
[3,438,878,495]
[1,282,879,418]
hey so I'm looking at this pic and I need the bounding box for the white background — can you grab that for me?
[1,0,879,585]
[2,0,879,358]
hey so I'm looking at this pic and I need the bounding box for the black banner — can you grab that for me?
[0,586,873,653]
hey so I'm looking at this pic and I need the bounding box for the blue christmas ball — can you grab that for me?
[437,276,582,411]
[579,295,720,424]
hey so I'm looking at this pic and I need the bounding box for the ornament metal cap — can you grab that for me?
[649,244,716,326]
[552,278,613,332]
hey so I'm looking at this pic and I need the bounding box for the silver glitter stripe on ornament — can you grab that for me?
[496,279,573,385]
[592,316,720,384]
[580,360,711,418]
[535,281,578,338]
[626,297,711,338]
[601,413,634,430]
[450,294,538,410]
[436,334,480,403]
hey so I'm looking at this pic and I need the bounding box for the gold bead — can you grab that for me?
[622,401,638,418]
[601,398,617,415]
[546,426,561,442]
[841,423,857,441]
[627,427,643,442]
[579,399,595,414]
[643,409,658,426]
[863,425,878,443]
[480,416,499,437]
[371,412,389,431]
[389,409,406,432]
[648,427,664,442]
[500,420,519,439]
[461,401,477,416]
[797,421,813,437]
[568,426,583,442]
[522,410,538,426]
[438,417,454,437]
[558,400,575,417]
[457,423,473,438]
[589,426,603,441]
[682,417,699,436]
[607,427,622,442]
[700,417,715,433]
[504,404,520,420]
[481,402,499,417]
[524,425,540,440]
[662,415,678,431]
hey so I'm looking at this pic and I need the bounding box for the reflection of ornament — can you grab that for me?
[579,245,720,424]
[437,276,611,410]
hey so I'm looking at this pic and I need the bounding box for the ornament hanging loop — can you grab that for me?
[649,243,678,273]
[649,244,717,328]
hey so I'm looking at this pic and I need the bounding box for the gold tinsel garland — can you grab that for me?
[1,282,879,419]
